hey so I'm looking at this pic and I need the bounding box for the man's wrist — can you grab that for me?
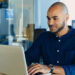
[49,64,54,73]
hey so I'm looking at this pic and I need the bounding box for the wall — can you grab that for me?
[60,0,75,26]
[34,0,60,29]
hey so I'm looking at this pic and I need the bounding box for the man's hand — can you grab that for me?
[28,63,50,75]
[28,63,66,75]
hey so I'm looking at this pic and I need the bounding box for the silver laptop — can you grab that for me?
[0,45,28,75]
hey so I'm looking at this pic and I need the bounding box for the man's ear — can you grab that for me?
[66,14,69,21]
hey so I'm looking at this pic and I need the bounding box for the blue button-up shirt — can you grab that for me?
[25,26,75,75]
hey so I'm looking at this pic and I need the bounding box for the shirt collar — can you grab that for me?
[55,26,74,39]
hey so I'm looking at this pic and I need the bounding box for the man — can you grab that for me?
[25,2,75,75]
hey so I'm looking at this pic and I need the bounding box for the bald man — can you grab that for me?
[25,2,75,75]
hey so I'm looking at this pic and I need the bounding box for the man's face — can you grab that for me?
[47,6,67,33]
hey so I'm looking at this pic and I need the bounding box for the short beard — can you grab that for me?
[50,21,65,34]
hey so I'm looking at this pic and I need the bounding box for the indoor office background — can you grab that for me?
[0,0,75,51]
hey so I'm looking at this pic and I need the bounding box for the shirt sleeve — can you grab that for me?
[25,35,42,66]
[62,65,75,75]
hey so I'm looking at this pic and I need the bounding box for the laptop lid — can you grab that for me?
[0,45,28,75]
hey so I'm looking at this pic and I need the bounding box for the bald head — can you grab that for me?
[47,2,69,35]
[48,2,68,15]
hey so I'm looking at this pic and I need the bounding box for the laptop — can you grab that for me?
[0,45,28,75]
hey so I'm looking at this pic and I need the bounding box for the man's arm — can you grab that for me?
[52,65,65,74]
[62,65,75,75]
[25,35,42,66]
